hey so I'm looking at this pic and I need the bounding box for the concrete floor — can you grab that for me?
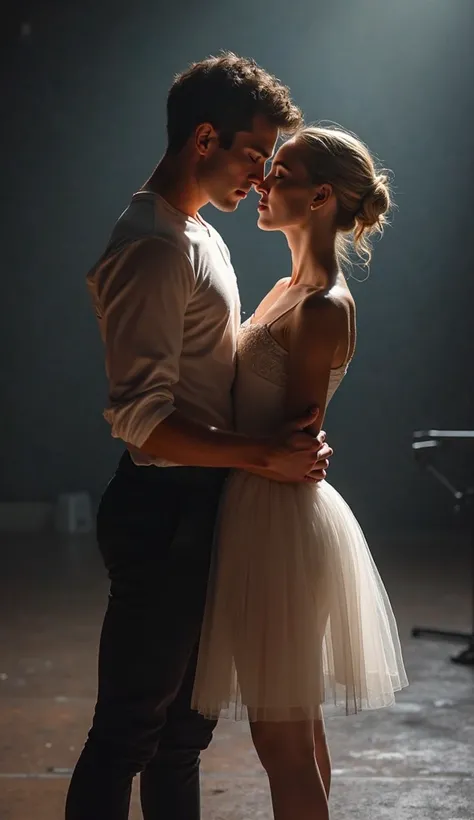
[0,528,473,819]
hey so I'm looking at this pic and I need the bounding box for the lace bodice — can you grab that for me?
[233,321,348,436]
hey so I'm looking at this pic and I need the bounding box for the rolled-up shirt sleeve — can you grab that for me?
[96,237,195,448]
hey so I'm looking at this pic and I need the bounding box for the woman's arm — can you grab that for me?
[283,295,349,436]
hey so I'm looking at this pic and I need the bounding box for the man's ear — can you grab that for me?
[195,123,219,157]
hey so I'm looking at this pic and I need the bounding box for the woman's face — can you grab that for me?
[256,138,321,231]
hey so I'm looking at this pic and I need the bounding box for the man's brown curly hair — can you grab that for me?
[167,52,303,153]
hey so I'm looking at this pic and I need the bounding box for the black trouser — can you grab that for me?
[65,452,228,820]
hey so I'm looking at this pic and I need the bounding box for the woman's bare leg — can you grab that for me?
[313,707,331,798]
[250,718,329,820]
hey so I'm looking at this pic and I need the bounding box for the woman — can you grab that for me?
[192,125,408,819]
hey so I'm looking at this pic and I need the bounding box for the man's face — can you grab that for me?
[196,114,279,212]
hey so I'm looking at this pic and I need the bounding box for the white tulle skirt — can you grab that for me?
[191,473,408,722]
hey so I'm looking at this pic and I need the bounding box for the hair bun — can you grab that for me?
[357,174,391,230]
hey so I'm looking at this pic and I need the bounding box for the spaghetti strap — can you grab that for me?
[265,297,305,331]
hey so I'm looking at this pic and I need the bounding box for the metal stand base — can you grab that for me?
[411,627,474,665]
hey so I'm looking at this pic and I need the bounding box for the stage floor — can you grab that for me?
[0,528,473,819]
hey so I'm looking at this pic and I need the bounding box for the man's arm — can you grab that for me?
[141,409,267,469]
[98,237,192,446]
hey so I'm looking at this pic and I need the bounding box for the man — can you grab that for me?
[66,53,332,820]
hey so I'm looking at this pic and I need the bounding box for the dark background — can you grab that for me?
[2,0,473,531]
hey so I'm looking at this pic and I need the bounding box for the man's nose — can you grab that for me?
[249,163,266,187]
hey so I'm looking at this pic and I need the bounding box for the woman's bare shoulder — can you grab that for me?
[292,285,353,352]
[300,286,351,318]
[300,282,355,330]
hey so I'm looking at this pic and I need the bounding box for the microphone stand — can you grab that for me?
[412,431,474,665]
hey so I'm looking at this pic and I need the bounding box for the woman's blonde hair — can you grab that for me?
[294,124,392,268]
